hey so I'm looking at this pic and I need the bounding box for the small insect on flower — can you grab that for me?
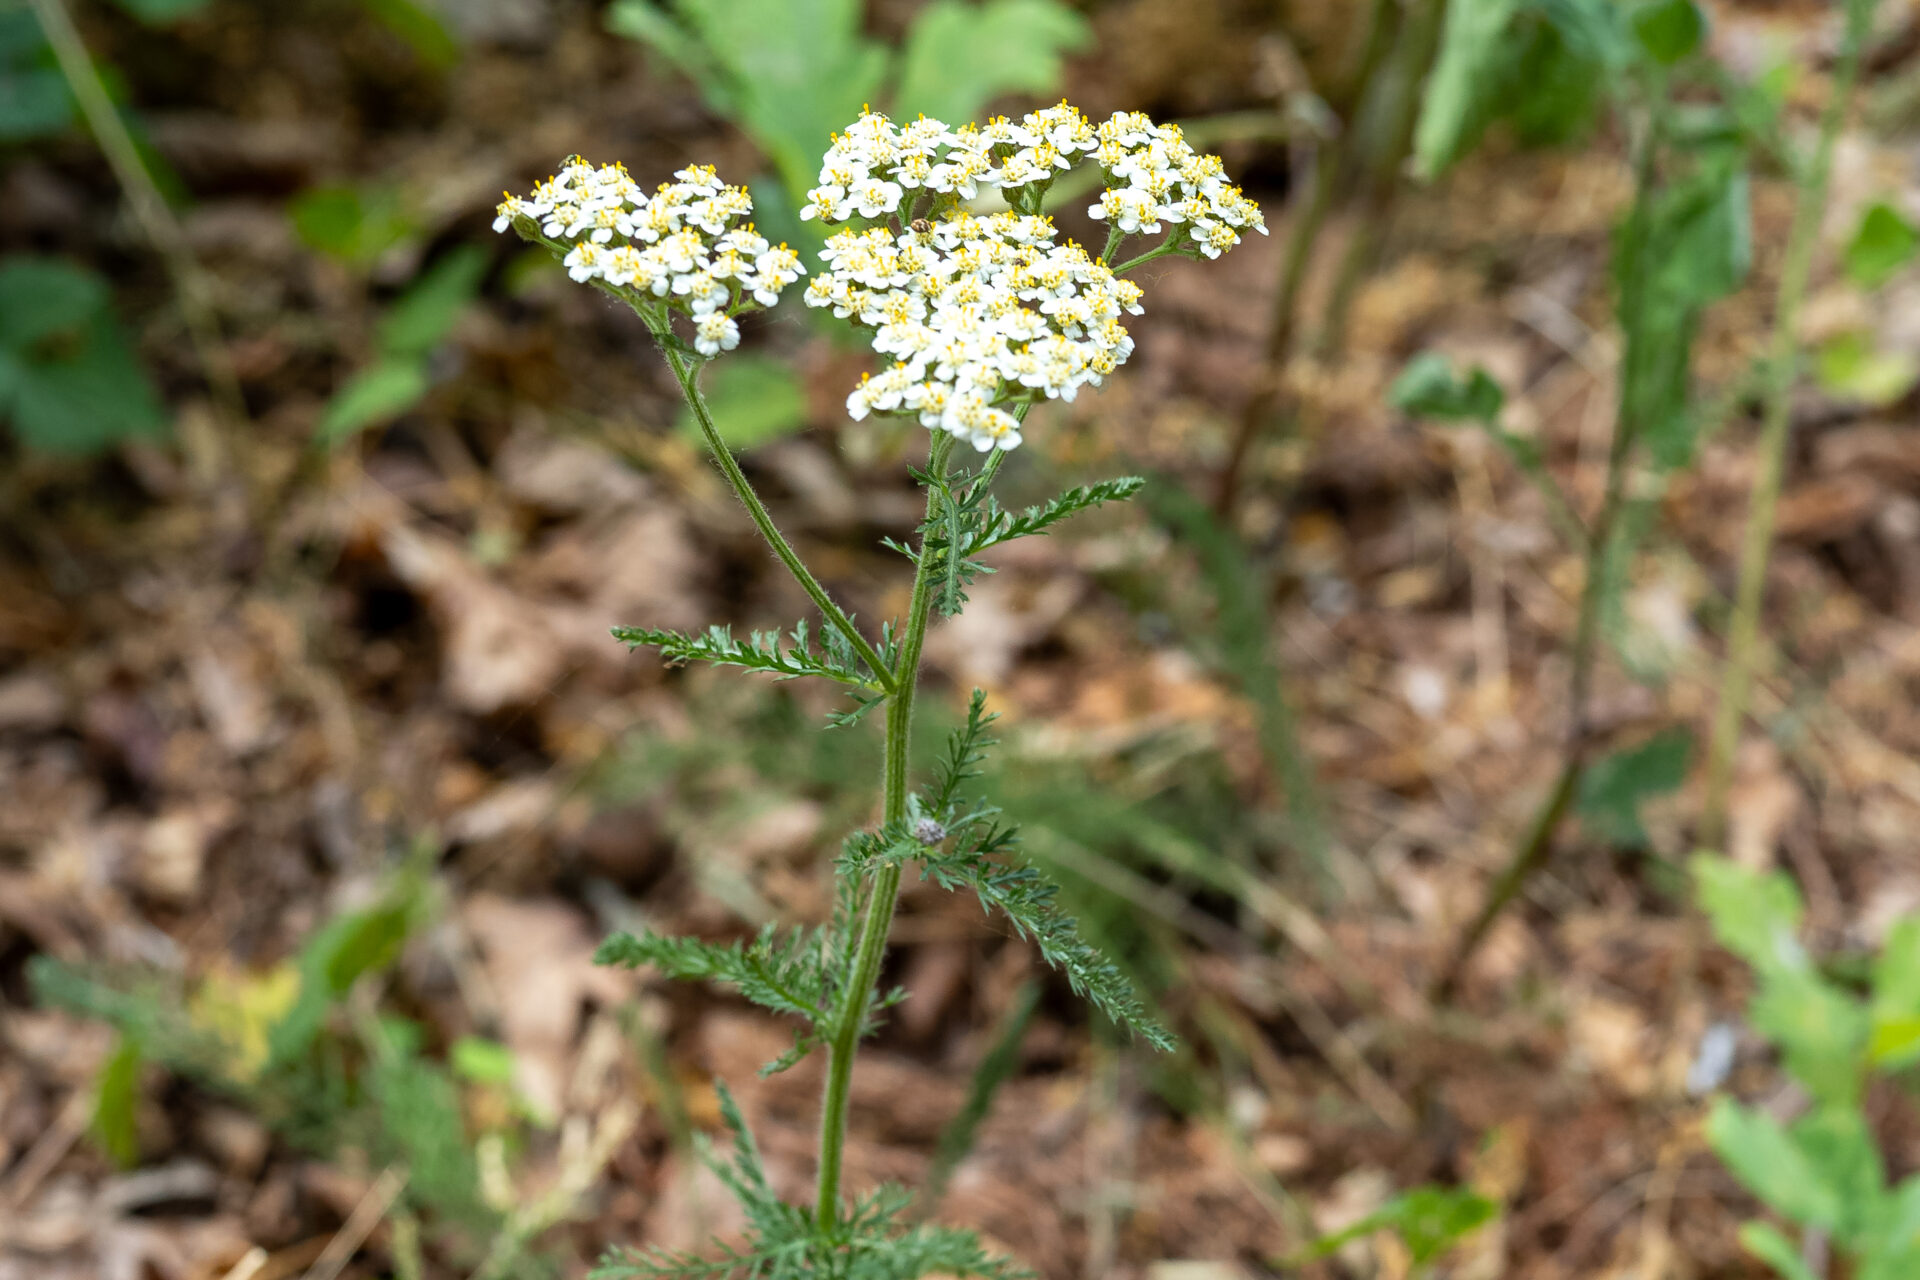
[910,218,933,235]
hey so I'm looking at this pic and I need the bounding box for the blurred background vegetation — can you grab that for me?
[4,0,1920,1277]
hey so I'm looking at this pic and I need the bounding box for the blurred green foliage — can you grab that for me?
[34,870,557,1273]
[316,245,487,446]
[1695,856,1920,1280]
[606,0,1088,247]
[1574,729,1690,848]
[0,11,71,139]
[1844,201,1919,287]
[291,182,421,267]
[0,256,166,453]
[1290,1184,1498,1275]
[678,352,809,451]
[1389,351,1505,422]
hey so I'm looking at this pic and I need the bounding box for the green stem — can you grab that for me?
[815,431,957,1230]
[1112,240,1187,275]
[1429,755,1580,1001]
[662,343,897,692]
[1433,90,1664,999]
[1700,0,1877,851]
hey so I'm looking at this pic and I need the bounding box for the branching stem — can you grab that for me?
[662,342,897,693]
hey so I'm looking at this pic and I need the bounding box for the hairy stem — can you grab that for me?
[1111,239,1186,275]
[1700,0,1878,850]
[815,431,957,1229]
[663,343,897,692]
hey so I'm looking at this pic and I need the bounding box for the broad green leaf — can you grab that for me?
[1576,729,1690,847]
[1706,1097,1842,1230]
[1737,1222,1819,1280]
[667,0,887,198]
[1631,0,1704,65]
[606,0,730,110]
[0,257,166,454]
[1691,855,1805,975]
[893,0,1092,126]
[1414,0,1523,179]
[316,358,429,446]
[290,184,417,267]
[378,245,486,357]
[0,57,72,142]
[1817,331,1920,408]
[1299,1186,1497,1265]
[1844,201,1916,288]
[1503,8,1610,147]
[358,0,461,70]
[1790,1105,1885,1246]
[1649,164,1751,308]
[91,1036,143,1169]
[1861,1176,1920,1280]
[1751,971,1868,1106]
[1617,159,1749,473]
[0,256,108,349]
[315,898,415,996]
[1871,918,1920,1069]
[1389,352,1505,421]
[1391,1186,1501,1265]
[268,892,419,1066]
[0,10,50,59]
[676,352,807,449]
[450,1036,517,1086]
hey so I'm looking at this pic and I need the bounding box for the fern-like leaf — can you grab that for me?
[615,620,889,691]
[964,475,1145,557]
[840,690,1175,1052]
[596,926,844,1074]
[593,1088,1023,1280]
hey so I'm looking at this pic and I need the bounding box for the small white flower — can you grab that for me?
[847,177,902,219]
[542,204,584,238]
[801,184,847,222]
[694,312,739,356]
[673,270,726,314]
[603,245,645,286]
[563,242,605,282]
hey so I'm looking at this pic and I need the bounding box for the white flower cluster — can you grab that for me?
[795,103,1261,451]
[805,212,1143,453]
[1086,112,1268,258]
[801,102,1099,224]
[493,157,806,356]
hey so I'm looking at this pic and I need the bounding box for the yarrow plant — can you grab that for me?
[496,100,1262,1278]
